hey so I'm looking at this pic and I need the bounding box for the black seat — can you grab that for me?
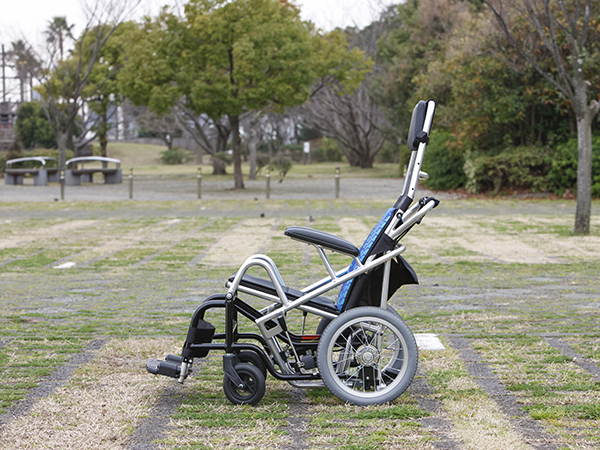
[284,227,359,257]
[228,274,339,314]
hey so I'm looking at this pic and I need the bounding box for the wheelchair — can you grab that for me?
[147,99,440,406]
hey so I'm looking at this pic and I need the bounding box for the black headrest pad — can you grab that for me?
[407,100,428,151]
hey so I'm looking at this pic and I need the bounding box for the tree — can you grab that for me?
[375,0,471,141]
[10,40,39,103]
[299,78,389,168]
[174,103,230,163]
[35,1,140,173]
[81,21,137,157]
[409,5,573,154]
[15,101,57,149]
[45,16,75,61]
[120,0,370,189]
[132,105,182,150]
[297,8,392,168]
[483,0,600,234]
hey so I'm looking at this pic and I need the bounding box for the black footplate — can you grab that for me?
[146,356,182,378]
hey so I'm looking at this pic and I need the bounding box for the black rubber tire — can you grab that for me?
[316,306,401,335]
[316,316,331,336]
[316,306,418,406]
[237,351,267,378]
[223,363,266,406]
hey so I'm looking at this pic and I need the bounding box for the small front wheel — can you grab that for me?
[237,351,267,378]
[317,306,418,406]
[223,363,266,406]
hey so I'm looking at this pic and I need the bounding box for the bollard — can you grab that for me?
[266,167,271,199]
[60,170,65,201]
[197,167,202,199]
[335,167,340,199]
[128,167,133,199]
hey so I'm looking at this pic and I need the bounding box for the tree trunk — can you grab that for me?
[360,159,374,169]
[57,133,67,172]
[248,138,257,180]
[99,112,108,158]
[229,114,245,189]
[123,102,131,140]
[212,156,227,175]
[574,111,593,234]
[67,124,75,156]
[115,106,120,141]
[19,76,25,104]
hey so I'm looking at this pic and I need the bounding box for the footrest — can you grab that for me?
[146,358,181,378]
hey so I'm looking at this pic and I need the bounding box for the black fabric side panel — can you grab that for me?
[340,272,370,312]
[396,256,419,285]
[370,234,396,256]
[340,257,419,313]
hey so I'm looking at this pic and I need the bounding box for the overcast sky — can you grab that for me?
[0,0,396,102]
[0,0,396,45]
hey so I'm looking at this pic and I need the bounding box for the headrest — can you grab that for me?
[407,100,428,151]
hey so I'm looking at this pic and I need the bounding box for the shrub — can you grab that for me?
[377,141,399,164]
[15,101,56,149]
[313,137,343,163]
[548,134,600,198]
[464,145,553,194]
[269,154,293,182]
[212,151,233,175]
[422,131,466,190]
[282,144,303,162]
[160,146,190,165]
[256,154,270,174]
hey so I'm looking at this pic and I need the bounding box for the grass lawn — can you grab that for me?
[0,197,599,449]
[106,142,401,180]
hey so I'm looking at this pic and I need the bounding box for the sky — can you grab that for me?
[0,0,396,102]
[0,0,396,45]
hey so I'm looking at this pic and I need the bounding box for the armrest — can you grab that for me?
[284,226,360,257]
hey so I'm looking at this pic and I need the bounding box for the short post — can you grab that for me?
[128,167,133,199]
[196,167,202,199]
[60,170,65,201]
[265,166,271,199]
[335,166,340,199]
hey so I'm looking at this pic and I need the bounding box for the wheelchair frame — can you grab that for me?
[147,99,439,406]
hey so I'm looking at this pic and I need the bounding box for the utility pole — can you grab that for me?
[2,44,6,103]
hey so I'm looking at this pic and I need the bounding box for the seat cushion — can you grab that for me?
[228,274,339,314]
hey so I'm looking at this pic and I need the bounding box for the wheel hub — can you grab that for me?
[355,345,379,367]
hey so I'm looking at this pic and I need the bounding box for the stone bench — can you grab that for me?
[4,157,59,186]
[65,157,122,185]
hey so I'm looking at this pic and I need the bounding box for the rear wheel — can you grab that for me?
[316,306,418,406]
[222,363,266,406]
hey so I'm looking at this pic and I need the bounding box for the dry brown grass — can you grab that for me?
[0,338,181,450]
[420,347,534,450]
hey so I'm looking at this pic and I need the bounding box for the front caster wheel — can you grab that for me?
[223,363,266,406]
[237,351,267,378]
[317,306,418,406]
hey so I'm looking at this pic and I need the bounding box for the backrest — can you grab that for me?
[336,208,397,311]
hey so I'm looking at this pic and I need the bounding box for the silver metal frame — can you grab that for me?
[221,100,438,379]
